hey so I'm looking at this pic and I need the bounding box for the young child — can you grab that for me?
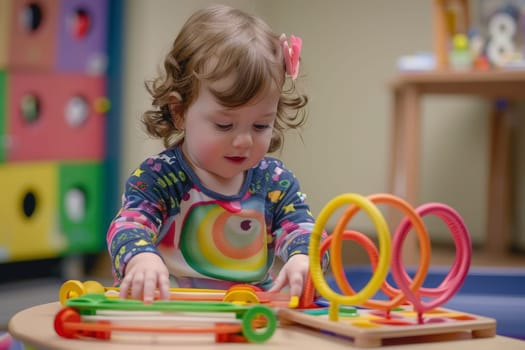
[106,4,327,303]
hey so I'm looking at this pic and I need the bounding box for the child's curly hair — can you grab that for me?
[142,4,308,153]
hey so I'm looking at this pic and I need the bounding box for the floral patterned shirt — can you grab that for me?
[107,146,325,290]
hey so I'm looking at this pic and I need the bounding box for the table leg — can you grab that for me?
[486,100,514,256]
[389,85,421,265]
[389,87,403,198]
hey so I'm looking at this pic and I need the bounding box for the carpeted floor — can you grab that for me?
[0,277,64,328]
[0,254,113,330]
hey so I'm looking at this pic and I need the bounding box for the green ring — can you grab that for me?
[241,305,276,343]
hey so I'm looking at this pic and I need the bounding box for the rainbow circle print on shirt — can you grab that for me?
[179,201,268,282]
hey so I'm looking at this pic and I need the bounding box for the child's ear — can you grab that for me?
[168,91,184,129]
[172,114,184,130]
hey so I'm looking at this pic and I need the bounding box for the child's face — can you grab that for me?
[181,78,279,188]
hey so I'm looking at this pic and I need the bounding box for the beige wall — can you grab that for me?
[122,1,524,248]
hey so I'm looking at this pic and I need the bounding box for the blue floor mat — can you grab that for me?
[323,266,525,339]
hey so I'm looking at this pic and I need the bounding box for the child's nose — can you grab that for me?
[232,131,253,148]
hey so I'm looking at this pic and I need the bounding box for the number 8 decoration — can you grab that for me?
[486,5,520,67]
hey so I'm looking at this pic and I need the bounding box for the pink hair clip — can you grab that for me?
[280,34,302,80]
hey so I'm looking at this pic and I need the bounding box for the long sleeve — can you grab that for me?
[260,158,329,267]
[106,152,186,282]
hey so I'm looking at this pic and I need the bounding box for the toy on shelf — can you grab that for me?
[449,33,473,70]
[432,0,471,69]
[484,3,525,69]
[53,193,497,346]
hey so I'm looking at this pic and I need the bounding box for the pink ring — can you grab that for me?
[390,203,471,314]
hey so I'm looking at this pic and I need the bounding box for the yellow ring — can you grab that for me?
[59,280,86,305]
[83,280,106,294]
[308,193,391,308]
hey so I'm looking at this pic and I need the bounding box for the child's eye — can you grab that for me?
[254,124,271,131]
[215,123,232,131]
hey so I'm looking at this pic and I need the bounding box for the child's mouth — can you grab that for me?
[225,156,246,164]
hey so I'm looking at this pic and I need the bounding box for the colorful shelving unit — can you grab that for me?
[0,0,123,263]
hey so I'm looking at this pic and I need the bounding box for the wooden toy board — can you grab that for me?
[277,306,496,348]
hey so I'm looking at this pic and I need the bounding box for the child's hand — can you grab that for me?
[268,254,309,297]
[119,252,170,303]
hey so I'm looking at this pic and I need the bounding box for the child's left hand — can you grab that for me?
[268,254,309,297]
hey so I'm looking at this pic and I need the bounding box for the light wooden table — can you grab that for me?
[8,302,525,349]
[388,69,525,259]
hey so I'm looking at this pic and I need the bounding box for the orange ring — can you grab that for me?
[300,230,379,308]
[329,193,431,310]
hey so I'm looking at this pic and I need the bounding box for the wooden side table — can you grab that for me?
[388,69,525,259]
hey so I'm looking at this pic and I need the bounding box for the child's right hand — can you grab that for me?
[119,252,170,303]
